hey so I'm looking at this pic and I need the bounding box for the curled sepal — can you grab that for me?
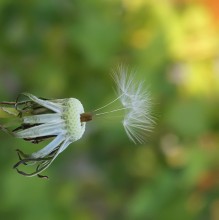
[13,139,70,178]
[13,148,59,179]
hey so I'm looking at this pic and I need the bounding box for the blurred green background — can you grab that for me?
[0,0,219,219]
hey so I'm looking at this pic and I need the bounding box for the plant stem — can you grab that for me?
[0,106,19,118]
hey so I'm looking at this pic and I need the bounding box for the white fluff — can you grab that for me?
[112,66,154,144]
[93,66,154,144]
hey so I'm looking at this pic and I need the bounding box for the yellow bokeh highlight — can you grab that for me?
[122,0,148,11]
[130,29,152,49]
[170,5,218,61]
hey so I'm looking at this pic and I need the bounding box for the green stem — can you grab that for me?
[0,104,21,136]
[0,101,21,118]
[0,107,19,118]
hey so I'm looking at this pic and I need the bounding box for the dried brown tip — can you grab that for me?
[80,112,93,122]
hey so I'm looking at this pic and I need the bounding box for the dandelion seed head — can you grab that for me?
[11,93,87,177]
[63,98,85,142]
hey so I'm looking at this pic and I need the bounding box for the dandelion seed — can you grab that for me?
[99,66,154,144]
[0,66,154,178]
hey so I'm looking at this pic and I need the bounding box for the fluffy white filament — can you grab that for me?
[112,66,154,143]
[95,66,154,144]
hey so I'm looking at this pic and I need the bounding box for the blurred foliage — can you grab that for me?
[0,0,219,219]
